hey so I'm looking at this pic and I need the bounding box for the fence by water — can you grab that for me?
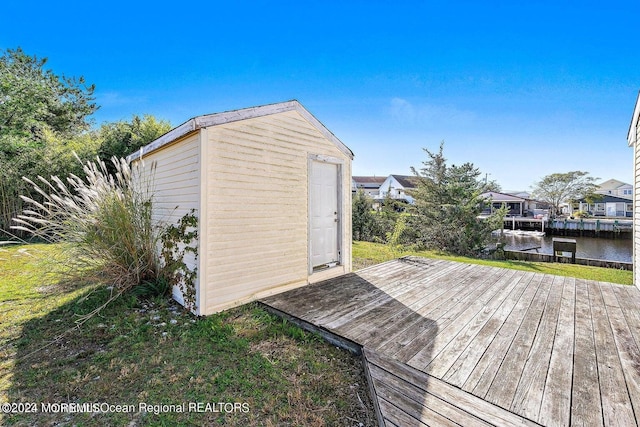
[490,231,632,269]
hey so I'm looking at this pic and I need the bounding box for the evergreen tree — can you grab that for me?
[0,47,96,143]
[0,47,98,237]
[352,190,375,241]
[409,142,496,256]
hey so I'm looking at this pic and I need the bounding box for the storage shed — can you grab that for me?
[628,90,640,288]
[127,100,354,314]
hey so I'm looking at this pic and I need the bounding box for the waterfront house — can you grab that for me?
[480,191,538,217]
[574,194,633,218]
[596,178,633,199]
[127,100,354,314]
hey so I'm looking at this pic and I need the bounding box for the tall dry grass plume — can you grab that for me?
[13,155,161,297]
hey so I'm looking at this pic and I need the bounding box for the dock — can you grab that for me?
[501,217,632,237]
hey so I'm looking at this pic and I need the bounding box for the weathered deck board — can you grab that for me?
[259,256,640,426]
[464,273,544,397]
[347,263,481,348]
[571,278,604,427]
[323,259,452,330]
[484,273,554,408]
[404,266,512,369]
[310,276,414,327]
[442,271,533,388]
[365,348,540,427]
[589,280,637,426]
[390,265,508,361]
[600,282,640,424]
[510,275,565,420]
[612,284,640,349]
[420,268,521,376]
[375,380,462,427]
[538,277,575,426]
[377,398,431,427]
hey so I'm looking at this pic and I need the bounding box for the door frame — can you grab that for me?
[308,154,344,274]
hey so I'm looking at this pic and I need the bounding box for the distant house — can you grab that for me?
[575,195,633,218]
[480,191,538,217]
[352,176,387,197]
[595,179,633,199]
[376,174,418,205]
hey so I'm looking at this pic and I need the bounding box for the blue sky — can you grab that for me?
[2,1,638,191]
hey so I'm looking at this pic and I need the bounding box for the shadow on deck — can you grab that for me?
[261,261,438,427]
[260,256,640,426]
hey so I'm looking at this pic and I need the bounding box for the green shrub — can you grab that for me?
[410,143,502,256]
[352,190,375,241]
[573,210,591,218]
[131,276,171,299]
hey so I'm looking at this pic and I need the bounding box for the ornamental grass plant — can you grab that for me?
[12,155,162,307]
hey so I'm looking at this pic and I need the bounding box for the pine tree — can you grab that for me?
[409,142,495,256]
[352,190,374,241]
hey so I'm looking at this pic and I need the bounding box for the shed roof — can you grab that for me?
[126,100,353,162]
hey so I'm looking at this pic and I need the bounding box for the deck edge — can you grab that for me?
[258,301,387,426]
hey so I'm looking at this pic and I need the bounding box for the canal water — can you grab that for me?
[495,232,633,263]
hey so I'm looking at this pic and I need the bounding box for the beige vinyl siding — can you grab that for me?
[635,122,640,286]
[203,110,351,314]
[136,133,202,305]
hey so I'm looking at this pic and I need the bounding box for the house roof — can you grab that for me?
[126,100,353,162]
[390,175,418,189]
[628,90,640,147]
[352,176,387,191]
[582,194,633,203]
[597,179,631,191]
[481,191,527,202]
[352,176,387,186]
[504,190,531,198]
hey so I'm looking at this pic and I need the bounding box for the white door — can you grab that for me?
[310,161,339,269]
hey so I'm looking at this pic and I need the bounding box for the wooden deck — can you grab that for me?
[260,257,640,426]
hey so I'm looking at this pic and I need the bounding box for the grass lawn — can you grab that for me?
[353,240,634,285]
[0,244,376,426]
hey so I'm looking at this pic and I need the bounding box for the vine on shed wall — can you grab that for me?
[160,210,198,312]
